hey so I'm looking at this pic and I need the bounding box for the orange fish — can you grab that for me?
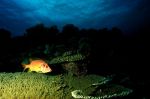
[22,59,52,73]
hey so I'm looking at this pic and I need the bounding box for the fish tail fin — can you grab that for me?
[21,63,28,72]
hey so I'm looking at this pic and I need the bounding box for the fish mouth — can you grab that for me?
[44,68,52,73]
[48,69,52,72]
[49,69,52,72]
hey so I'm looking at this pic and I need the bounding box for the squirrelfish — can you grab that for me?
[22,59,52,73]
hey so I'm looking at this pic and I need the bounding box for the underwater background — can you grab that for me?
[0,24,149,99]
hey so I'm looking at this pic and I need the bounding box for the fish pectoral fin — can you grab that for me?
[23,68,31,72]
[23,68,27,72]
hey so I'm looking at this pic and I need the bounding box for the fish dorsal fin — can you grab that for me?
[21,58,31,67]
[29,58,33,62]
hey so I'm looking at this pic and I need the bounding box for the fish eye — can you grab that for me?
[45,65,48,68]
[42,64,48,68]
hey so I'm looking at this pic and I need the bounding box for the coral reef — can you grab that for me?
[62,62,88,76]
[71,85,132,99]
[0,72,132,99]
[49,52,86,64]
[64,74,132,99]
[0,72,65,98]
